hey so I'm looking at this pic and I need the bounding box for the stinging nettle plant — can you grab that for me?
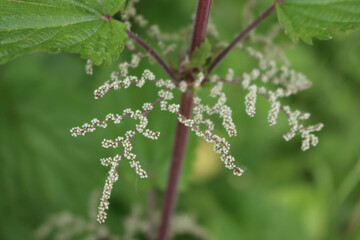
[1,0,360,239]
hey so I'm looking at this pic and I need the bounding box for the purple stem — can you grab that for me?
[190,0,213,54]
[207,1,282,76]
[157,1,213,240]
[126,30,178,82]
[157,90,194,240]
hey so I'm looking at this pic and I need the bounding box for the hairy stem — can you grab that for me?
[126,30,178,82]
[157,90,194,240]
[190,0,213,54]
[207,1,282,76]
[157,1,213,240]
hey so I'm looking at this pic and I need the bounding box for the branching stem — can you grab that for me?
[207,1,283,76]
[126,30,178,82]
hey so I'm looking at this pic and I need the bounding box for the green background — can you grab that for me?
[0,0,359,239]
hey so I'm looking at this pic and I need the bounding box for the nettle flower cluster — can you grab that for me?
[225,45,324,151]
[72,54,246,223]
[177,73,243,175]
[71,0,323,225]
[71,48,323,223]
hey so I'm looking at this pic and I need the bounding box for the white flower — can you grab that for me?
[179,81,187,93]
[194,72,204,88]
[85,59,93,75]
[245,85,257,117]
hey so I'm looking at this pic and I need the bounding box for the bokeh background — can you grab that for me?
[1,0,360,239]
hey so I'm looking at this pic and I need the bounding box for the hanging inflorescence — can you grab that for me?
[219,45,324,151]
[71,54,245,223]
[71,54,168,223]
[71,0,324,224]
[71,44,324,223]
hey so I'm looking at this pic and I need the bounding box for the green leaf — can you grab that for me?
[276,0,360,44]
[187,39,212,69]
[0,0,128,65]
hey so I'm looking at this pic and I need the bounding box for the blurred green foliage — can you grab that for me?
[0,0,359,240]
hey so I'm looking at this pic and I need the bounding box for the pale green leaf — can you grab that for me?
[187,39,212,69]
[0,0,128,65]
[276,0,360,44]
